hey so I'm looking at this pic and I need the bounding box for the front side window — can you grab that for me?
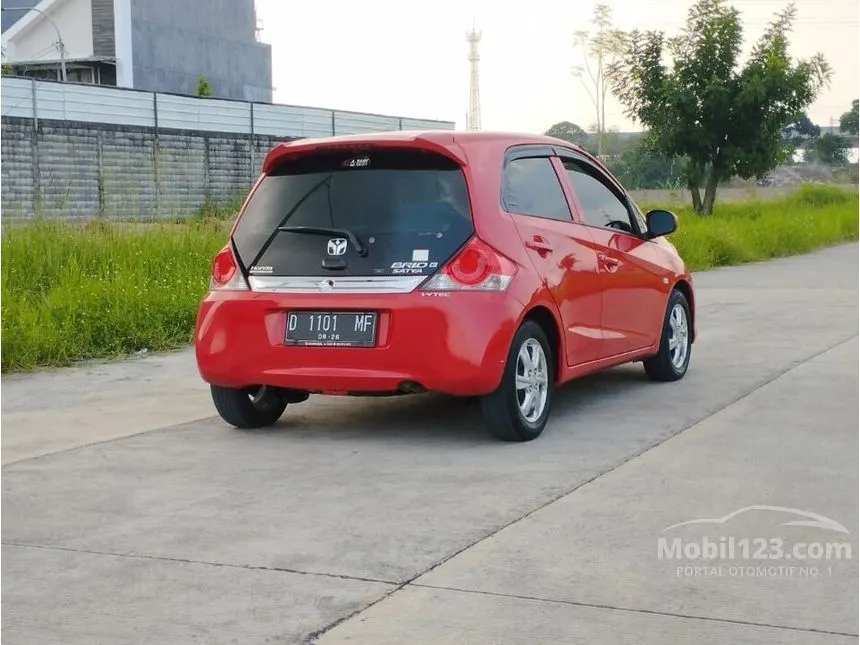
[563,160,636,233]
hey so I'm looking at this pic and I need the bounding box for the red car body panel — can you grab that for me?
[194,131,696,397]
[195,289,524,396]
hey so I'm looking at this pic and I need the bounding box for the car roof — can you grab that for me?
[260,130,592,173]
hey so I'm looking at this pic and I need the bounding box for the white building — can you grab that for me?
[2,0,272,102]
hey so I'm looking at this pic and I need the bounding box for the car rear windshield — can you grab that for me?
[231,148,474,278]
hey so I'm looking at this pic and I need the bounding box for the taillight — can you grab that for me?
[421,237,517,291]
[209,245,249,291]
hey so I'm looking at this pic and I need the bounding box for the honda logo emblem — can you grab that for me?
[327,238,348,256]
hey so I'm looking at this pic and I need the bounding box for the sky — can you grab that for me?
[256,0,859,133]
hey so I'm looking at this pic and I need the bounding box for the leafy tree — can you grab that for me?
[195,74,212,97]
[599,129,645,158]
[805,133,850,166]
[839,99,858,135]
[607,0,831,214]
[782,112,820,147]
[606,145,686,189]
[544,121,589,146]
[571,4,626,158]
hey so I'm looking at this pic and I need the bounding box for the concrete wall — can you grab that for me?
[0,78,455,219]
[0,115,295,219]
[129,0,272,102]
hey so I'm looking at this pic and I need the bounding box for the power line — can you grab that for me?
[10,43,60,66]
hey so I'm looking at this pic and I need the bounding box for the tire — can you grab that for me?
[643,289,692,382]
[210,385,288,429]
[480,320,555,442]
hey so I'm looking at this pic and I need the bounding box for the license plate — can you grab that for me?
[285,311,377,347]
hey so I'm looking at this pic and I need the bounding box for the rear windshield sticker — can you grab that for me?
[342,156,371,169]
[411,249,429,262]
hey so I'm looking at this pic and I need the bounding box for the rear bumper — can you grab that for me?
[194,289,524,396]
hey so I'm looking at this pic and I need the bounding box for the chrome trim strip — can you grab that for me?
[248,275,426,294]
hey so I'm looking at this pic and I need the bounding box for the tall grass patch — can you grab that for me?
[642,185,858,271]
[2,219,229,372]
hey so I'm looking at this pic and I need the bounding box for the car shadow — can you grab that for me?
[237,363,653,445]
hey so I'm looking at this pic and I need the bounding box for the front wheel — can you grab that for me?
[210,385,288,429]
[643,289,692,382]
[480,320,554,442]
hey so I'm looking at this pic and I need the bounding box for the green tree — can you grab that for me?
[606,145,686,189]
[571,4,626,158]
[805,133,850,166]
[195,74,212,97]
[545,121,589,146]
[839,99,858,135]
[599,129,645,158]
[607,0,830,214]
[782,112,820,147]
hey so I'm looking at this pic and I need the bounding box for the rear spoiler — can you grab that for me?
[260,133,467,175]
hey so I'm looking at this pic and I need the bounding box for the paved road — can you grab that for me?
[3,243,858,644]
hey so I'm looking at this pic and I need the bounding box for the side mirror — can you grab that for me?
[645,209,678,239]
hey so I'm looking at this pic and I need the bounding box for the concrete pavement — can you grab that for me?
[2,243,858,644]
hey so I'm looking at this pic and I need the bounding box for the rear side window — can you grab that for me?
[232,149,473,277]
[502,157,571,222]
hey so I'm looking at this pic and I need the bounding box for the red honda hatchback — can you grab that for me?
[194,131,695,441]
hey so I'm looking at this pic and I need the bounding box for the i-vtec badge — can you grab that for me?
[391,261,439,275]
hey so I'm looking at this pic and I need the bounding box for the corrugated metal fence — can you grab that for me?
[0,77,456,219]
[0,77,455,135]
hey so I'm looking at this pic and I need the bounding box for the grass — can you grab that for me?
[1,218,229,372]
[643,184,859,271]
[2,184,857,373]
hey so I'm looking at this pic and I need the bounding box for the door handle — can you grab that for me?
[598,253,622,272]
[525,236,553,255]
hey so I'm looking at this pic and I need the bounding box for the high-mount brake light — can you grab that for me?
[421,238,517,292]
[209,246,249,291]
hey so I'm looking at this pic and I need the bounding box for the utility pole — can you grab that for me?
[2,6,67,82]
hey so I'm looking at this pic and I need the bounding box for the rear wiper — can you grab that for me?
[277,226,368,257]
[247,174,334,270]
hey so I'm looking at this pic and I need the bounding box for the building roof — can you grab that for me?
[9,55,116,67]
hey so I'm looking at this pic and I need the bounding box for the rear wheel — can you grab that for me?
[210,385,288,429]
[480,320,554,442]
[643,289,692,382]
